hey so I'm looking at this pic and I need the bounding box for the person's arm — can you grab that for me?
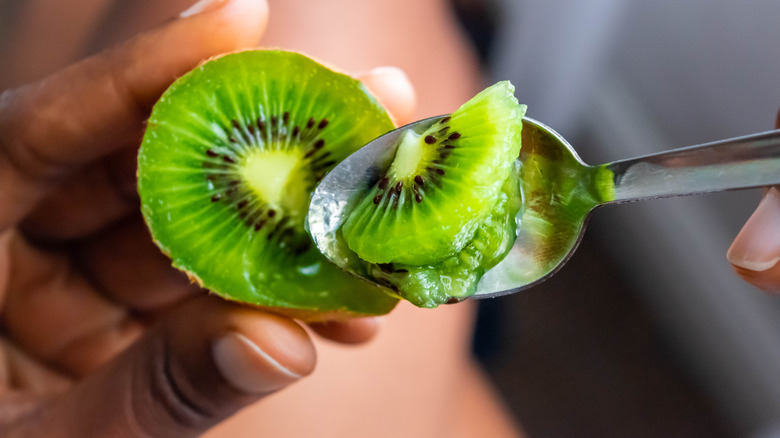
[0,1,415,436]
[727,109,780,291]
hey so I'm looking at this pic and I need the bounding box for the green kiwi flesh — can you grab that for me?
[342,81,526,266]
[138,50,399,321]
[368,170,522,307]
[341,81,526,307]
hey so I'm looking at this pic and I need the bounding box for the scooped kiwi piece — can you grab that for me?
[138,50,399,321]
[339,81,526,307]
[341,81,526,266]
[367,168,523,307]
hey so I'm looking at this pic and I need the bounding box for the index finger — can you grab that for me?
[0,0,269,231]
[21,65,417,241]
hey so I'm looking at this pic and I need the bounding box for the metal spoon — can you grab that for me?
[307,115,780,300]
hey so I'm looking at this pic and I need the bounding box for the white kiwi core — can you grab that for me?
[241,149,309,216]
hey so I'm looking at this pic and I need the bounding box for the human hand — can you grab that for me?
[0,0,415,437]
[727,109,780,292]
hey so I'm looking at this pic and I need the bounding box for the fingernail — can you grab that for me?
[365,66,409,82]
[180,0,226,18]
[358,66,416,126]
[213,332,303,394]
[727,188,780,271]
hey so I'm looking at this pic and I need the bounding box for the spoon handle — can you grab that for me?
[604,129,780,203]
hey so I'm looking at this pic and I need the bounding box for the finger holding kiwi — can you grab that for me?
[138,50,400,321]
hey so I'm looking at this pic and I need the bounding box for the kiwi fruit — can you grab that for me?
[342,82,524,265]
[138,50,399,321]
[341,81,526,307]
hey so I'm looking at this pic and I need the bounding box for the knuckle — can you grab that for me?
[149,348,215,430]
[0,86,67,183]
[132,337,233,436]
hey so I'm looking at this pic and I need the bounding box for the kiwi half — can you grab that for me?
[341,81,526,307]
[138,50,399,321]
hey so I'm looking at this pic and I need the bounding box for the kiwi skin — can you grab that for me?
[138,50,399,322]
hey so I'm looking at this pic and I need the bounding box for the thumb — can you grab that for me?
[0,0,269,231]
[726,108,780,292]
[727,187,780,293]
[9,297,315,438]
[357,66,417,127]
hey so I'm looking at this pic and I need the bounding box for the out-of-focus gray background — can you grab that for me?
[456,0,780,437]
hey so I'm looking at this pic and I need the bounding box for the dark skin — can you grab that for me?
[0,1,417,436]
[5,1,768,437]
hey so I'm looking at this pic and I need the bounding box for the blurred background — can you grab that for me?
[2,0,779,436]
[456,0,780,437]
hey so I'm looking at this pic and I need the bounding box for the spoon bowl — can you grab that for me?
[308,116,780,300]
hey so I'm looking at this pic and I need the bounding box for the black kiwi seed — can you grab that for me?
[293,243,310,256]
[395,181,403,193]
[378,176,389,189]
[435,168,445,175]
[415,193,422,203]
[443,144,455,149]
[373,195,383,205]
[446,297,460,304]
[378,263,394,273]
[310,152,331,164]
[441,116,451,123]
[424,135,436,144]
[267,220,285,238]
[414,175,424,186]
[448,132,461,140]
[199,110,358,258]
